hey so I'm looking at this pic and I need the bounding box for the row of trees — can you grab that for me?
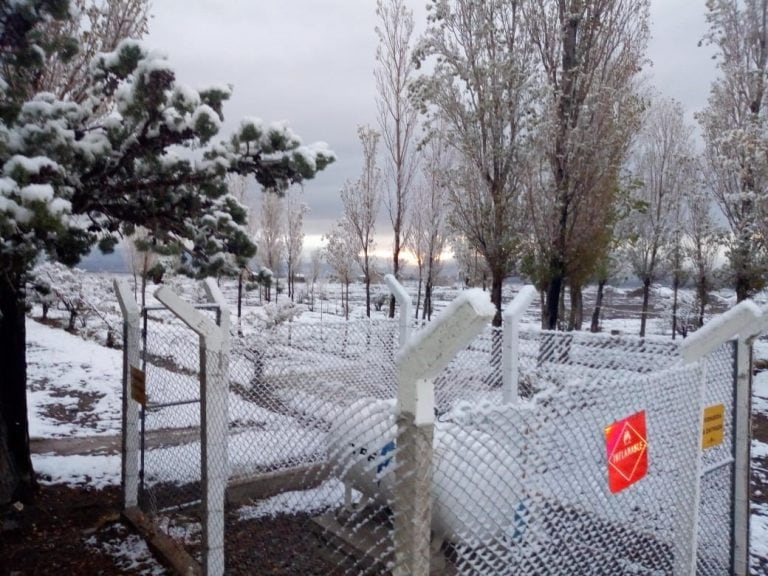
[330,0,767,335]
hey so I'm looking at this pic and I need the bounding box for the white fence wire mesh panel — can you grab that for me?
[697,341,738,575]
[246,324,708,576]
[227,320,399,483]
[123,301,744,575]
[137,305,222,563]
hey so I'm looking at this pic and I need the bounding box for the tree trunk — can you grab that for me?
[540,289,549,330]
[568,283,583,331]
[344,282,350,321]
[388,249,399,319]
[0,274,36,505]
[423,277,433,321]
[697,275,707,328]
[640,277,651,337]
[671,275,679,340]
[415,274,422,320]
[237,271,243,318]
[590,279,606,333]
[365,274,371,318]
[490,272,503,328]
[545,268,564,330]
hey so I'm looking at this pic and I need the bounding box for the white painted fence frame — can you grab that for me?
[392,287,496,576]
[154,283,230,576]
[502,285,538,404]
[114,279,140,509]
[681,299,763,576]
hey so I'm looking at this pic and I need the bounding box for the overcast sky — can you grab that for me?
[145,1,718,254]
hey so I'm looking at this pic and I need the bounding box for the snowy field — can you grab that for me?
[24,271,768,573]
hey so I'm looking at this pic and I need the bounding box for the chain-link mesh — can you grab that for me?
[130,307,741,575]
[697,341,738,575]
[227,320,399,483]
[137,305,221,563]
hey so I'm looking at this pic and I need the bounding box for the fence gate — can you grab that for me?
[116,279,229,575]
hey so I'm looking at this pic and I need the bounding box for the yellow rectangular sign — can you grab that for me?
[702,404,725,449]
[130,365,146,406]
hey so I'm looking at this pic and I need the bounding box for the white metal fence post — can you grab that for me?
[681,299,762,576]
[114,279,141,509]
[393,290,495,576]
[502,286,537,404]
[732,336,752,576]
[385,273,411,347]
[155,286,227,576]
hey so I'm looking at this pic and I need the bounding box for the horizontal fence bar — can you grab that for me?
[143,303,221,312]
[146,398,201,411]
[701,457,734,477]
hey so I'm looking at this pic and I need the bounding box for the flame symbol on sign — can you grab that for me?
[623,429,632,445]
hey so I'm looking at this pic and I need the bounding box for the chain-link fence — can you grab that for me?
[117,281,750,575]
[697,341,738,576]
[227,320,399,483]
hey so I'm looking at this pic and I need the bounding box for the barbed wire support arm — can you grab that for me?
[385,273,412,347]
[393,289,495,576]
[502,285,537,404]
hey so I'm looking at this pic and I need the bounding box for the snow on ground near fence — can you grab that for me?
[752,366,768,566]
[26,319,123,438]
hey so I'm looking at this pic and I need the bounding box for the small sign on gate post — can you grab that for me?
[604,410,648,494]
[130,365,146,406]
[701,404,725,449]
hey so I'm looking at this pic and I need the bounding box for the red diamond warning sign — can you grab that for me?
[604,410,648,494]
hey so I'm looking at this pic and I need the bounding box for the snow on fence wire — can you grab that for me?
[116,278,759,576]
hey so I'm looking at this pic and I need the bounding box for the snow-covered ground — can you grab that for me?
[24,274,768,573]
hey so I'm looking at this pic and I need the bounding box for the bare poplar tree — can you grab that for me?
[699,0,768,301]
[340,126,382,317]
[525,0,649,329]
[309,248,323,312]
[625,98,695,336]
[282,188,308,301]
[408,133,450,321]
[324,222,356,320]
[375,0,419,318]
[414,0,535,326]
[257,192,284,301]
[685,188,723,328]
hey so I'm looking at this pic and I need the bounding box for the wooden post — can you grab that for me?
[114,279,141,509]
[393,289,495,576]
[502,286,537,404]
[155,286,227,576]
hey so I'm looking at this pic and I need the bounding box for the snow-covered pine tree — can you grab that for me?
[0,2,334,504]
